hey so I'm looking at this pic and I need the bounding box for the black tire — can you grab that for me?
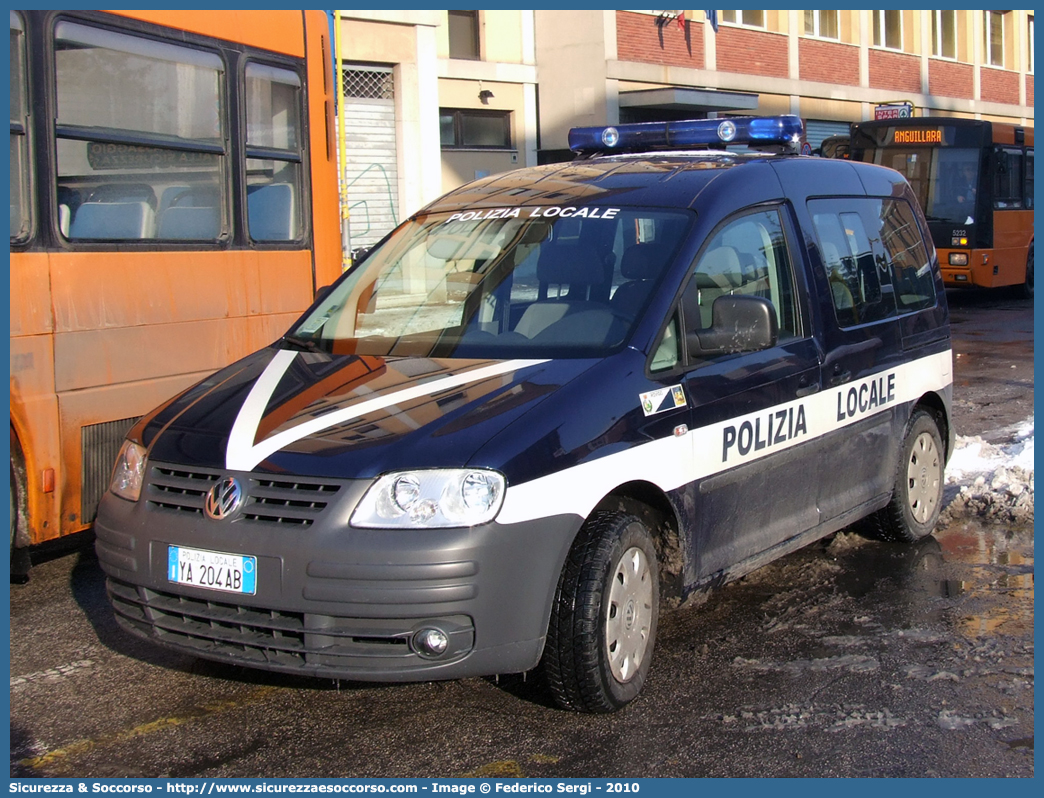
[542,508,659,712]
[865,409,944,542]
[10,457,31,583]
[9,464,15,554]
[1022,244,1034,300]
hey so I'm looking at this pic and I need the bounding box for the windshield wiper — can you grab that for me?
[280,335,325,353]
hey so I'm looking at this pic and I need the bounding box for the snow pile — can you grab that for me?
[941,417,1034,524]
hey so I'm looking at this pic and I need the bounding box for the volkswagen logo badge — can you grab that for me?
[204,476,243,521]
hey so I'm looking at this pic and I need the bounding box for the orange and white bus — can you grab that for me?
[849,117,1034,296]
[9,10,341,572]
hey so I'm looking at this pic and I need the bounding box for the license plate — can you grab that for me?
[168,545,257,595]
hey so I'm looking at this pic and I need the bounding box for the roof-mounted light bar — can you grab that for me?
[568,115,804,156]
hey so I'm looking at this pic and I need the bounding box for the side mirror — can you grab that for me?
[687,295,778,356]
[314,285,332,303]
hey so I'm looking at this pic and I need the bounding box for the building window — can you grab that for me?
[448,10,480,60]
[804,10,838,40]
[342,68,394,100]
[720,10,765,28]
[872,10,902,51]
[440,108,511,149]
[931,11,956,59]
[984,10,1005,67]
[1027,15,1034,73]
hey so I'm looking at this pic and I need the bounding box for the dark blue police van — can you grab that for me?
[96,116,953,712]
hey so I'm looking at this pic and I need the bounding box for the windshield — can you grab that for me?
[291,206,692,358]
[862,145,981,225]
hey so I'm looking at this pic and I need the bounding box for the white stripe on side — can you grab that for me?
[226,357,548,472]
[496,349,952,525]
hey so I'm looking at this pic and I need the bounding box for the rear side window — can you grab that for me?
[878,199,935,312]
[810,203,895,327]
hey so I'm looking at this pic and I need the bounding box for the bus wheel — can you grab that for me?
[10,456,30,582]
[9,466,14,553]
[865,409,944,543]
[1023,244,1034,300]
[542,508,659,712]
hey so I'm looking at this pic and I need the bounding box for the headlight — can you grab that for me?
[109,440,147,502]
[351,469,505,528]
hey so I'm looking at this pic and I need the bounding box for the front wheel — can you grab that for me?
[865,409,945,542]
[542,508,659,712]
[10,457,31,583]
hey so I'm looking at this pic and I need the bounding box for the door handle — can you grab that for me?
[796,382,820,397]
[828,369,852,387]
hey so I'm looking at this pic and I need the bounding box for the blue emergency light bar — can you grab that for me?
[568,115,804,155]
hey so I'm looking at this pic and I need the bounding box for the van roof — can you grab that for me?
[421,151,912,216]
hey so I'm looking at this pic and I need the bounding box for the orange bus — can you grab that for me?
[9,10,342,574]
[849,117,1033,296]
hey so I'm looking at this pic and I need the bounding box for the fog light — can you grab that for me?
[954,274,968,281]
[414,628,449,656]
[949,252,969,266]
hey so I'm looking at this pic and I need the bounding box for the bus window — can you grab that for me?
[927,149,981,224]
[993,147,1024,210]
[53,22,227,242]
[10,11,29,242]
[1026,150,1034,209]
[245,63,303,242]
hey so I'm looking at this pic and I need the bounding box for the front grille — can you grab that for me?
[148,466,219,514]
[246,478,341,526]
[106,578,474,672]
[81,417,141,523]
[146,464,342,527]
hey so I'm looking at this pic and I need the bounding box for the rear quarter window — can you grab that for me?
[809,201,895,327]
[877,199,936,312]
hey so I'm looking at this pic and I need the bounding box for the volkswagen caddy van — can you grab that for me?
[96,116,953,713]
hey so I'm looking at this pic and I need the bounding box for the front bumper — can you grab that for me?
[94,462,581,682]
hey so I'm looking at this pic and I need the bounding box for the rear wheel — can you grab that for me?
[865,409,944,542]
[542,508,659,712]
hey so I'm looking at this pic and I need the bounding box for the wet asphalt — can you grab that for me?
[8,289,1034,779]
